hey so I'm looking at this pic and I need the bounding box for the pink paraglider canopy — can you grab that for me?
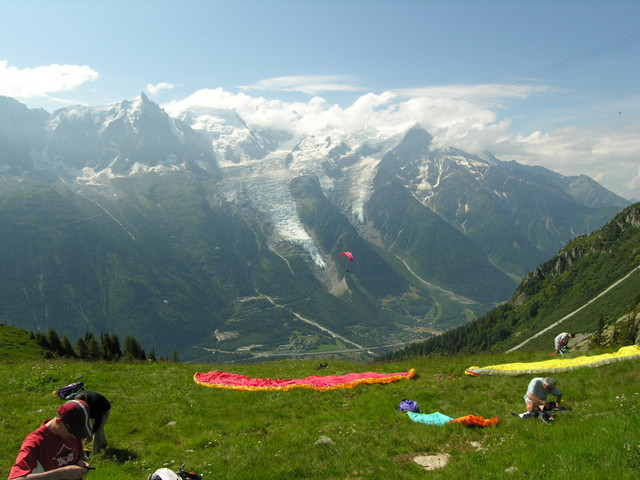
[340,251,354,262]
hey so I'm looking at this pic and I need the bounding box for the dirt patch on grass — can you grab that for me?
[394,452,451,471]
[413,453,451,470]
[433,373,458,382]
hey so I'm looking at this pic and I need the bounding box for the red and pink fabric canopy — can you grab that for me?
[194,368,416,392]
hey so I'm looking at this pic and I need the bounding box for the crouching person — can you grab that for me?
[517,377,562,423]
[9,400,93,479]
[554,332,575,355]
[74,391,111,454]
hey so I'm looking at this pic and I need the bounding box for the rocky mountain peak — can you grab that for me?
[0,95,632,360]
[396,125,433,157]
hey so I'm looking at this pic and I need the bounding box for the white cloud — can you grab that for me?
[489,123,640,199]
[393,83,550,103]
[0,61,98,98]
[165,85,530,141]
[626,166,640,192]
[238,75,361,95]
[163,84,640,200]
[145,82,176,96]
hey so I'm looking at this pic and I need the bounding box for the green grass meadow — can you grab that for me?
[1,351,639,479]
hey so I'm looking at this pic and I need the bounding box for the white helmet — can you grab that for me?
[148,468,181,480]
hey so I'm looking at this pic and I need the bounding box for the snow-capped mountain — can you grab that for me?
[0,94,629,361]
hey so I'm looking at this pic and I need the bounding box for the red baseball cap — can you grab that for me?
[57,400,92,438]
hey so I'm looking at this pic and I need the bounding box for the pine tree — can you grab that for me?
[76,337,88,359]
[87,337,101,361]
[47,328,63,355]
[124,336,146,360]
[35,332,50,350]
[110,334,123,359]
[84,332,97,345]
[610,323,621,347]
[100,332,123,361]
[620,315,639,346]
[61,335,77,358]
[590,315,608,348]
[100,332,112,360]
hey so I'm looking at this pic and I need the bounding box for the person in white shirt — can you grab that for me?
[554,332,574,354]
[517,377,562,422]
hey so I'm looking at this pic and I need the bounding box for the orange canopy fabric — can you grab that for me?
[407,411,499,427]
[193,369,416,392]
[448,415,500,427]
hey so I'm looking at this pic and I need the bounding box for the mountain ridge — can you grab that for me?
[0,94,630,360]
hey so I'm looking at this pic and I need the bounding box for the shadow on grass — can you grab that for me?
[100,447,139,463]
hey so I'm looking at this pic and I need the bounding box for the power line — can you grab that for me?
[516,32,640,83]
[415,32,640,112]
[17,213,106,236]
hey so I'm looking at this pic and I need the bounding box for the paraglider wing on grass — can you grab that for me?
[406,412,499,427]
[193,369,416,392]
[407,411,453,426]
[448,414,500,427]
[465,345,640,376]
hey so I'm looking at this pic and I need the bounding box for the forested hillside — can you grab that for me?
[0,323,165,362]
[381,202,640,360]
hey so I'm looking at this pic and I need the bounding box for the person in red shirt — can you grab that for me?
[8,400,93,480]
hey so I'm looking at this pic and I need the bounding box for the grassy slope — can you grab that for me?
[0,324,46,360]
[1,351,638,480]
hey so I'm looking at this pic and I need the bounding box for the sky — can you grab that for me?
[1,0,639,200]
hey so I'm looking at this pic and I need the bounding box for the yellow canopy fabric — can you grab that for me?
[465,345,640,376]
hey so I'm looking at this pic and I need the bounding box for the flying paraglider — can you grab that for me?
[340,251,354,262]
[340,251,354,272]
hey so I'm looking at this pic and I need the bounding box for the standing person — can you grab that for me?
[74,391,111,454]
[554,332,575,354]
[8,400,93,479]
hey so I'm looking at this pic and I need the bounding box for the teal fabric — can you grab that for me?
[407,411,453,426]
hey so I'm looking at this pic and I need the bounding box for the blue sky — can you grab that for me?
[1,0,639,199]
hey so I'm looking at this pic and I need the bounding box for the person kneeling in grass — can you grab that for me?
[516,377,562,422]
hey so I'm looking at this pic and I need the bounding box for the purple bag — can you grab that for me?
[399,399,420,413]
[53,382,85,399]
